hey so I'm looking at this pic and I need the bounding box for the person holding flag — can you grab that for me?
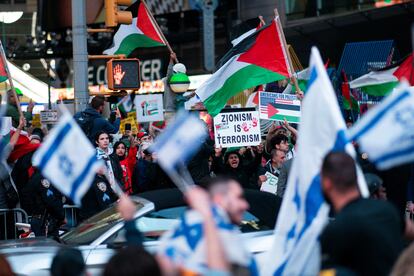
[5,90,34,128]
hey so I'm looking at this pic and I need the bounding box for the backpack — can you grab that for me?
[74,111,94,138]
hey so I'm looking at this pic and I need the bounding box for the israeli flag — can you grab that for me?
[151,111,207,183]
[262,47,368,276]
[348,82,414,170]
[32,112,102,205]
[158,206,258,275]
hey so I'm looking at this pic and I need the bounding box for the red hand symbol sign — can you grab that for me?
[113,64,126,85]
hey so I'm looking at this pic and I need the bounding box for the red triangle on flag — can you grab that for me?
[237,21,290,77]
[0,55,7,83]
[267,103,279,118]
[137,3,165,44]
[393,54,414,86]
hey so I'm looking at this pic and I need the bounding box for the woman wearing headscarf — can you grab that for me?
[112,137,138,194]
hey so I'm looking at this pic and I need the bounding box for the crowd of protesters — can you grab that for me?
[3,89,414,275]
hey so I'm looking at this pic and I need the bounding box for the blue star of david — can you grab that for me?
[59,155,73,177]
[395,107,414,127]
[172,215,203,250]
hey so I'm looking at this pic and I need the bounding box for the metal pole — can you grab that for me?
[72,0,89,112]
[47,62,51,109]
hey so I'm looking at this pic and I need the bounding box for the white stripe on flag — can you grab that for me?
[32,112,101,204]
[348,82,414,169]
[262,47,368,276]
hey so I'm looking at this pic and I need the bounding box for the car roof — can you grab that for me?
[139,188,281,228]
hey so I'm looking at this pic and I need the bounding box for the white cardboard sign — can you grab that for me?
[213,110,261,148]
[134,94,164,123]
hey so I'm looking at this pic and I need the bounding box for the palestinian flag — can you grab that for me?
[196,17,292,116]
[349,54,414,97]
[104,1,166,56]
[231,18,264,47]
[0,55,7,83]
[342,95,359,113]
[118,94,133,113]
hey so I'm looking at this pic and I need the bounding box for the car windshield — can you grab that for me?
[61,201,144,245]
[137,207,267,241]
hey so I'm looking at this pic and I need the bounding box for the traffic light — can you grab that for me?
[107,59,141,90]
[105,0,133,28]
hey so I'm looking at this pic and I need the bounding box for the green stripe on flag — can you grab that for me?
[114,34,165,56]
[204,64,287,116]
[0,76,7,83]
[359,81,398,97]
[270,114,300,123]
[342,96,359,113]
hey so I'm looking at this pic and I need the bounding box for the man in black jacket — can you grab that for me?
[320,151,404,276]
[74,96,121,142]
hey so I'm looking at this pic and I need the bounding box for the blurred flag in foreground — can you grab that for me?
[32,112,102,205]
[348,82,414,170]
[263,47,368,275]
[158,206,258,275]
[150,111,207,190]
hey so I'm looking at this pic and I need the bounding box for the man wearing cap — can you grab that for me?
[137,131,152,144]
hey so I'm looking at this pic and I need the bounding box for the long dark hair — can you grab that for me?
[113,141,127,160]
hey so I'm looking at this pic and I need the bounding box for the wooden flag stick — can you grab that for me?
[141,0,179,63]
[274,9,303,99]
[258,15,266,26]
[0,40,23,117]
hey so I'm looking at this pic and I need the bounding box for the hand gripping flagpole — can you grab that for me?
[150,111,207,194]
[0,40,23,117]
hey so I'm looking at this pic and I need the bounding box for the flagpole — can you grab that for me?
[258,15,265,26]
[274,9,303,99]
[0,40,23,117]
[141,0,179,63]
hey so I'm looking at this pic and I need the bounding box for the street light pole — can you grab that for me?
[72,0,89,112]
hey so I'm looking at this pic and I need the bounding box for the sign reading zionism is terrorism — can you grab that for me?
[214,110,261,148]
[259,92,301,123]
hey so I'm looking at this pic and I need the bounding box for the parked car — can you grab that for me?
[0,189,281,275]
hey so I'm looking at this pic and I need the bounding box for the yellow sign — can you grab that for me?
[31,114,41,128]
[119,116,138,135]
[127,111,136,119]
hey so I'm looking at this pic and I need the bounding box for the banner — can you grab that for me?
[259,92,301,123]
[119,116,139,135]
[134,94,164,123]
[214,110,261,148]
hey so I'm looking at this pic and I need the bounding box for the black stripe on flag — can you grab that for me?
[271,103,300,111]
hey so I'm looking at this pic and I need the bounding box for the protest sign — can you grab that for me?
[259,92,301,123]
[31,114,41,128]
[134,94,164,123]
[40,110,58,123]
[214,109,261,148]
[127,111,137,119]
[119,116,138,135]
[260,172,278,194]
